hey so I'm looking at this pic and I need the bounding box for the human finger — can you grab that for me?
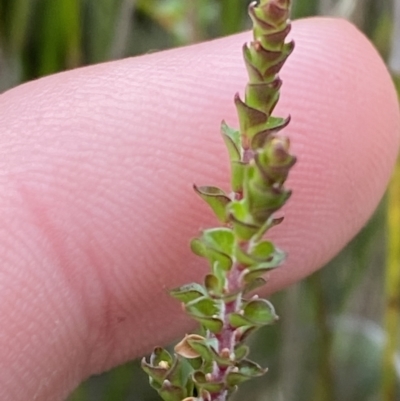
[0,18,398,401]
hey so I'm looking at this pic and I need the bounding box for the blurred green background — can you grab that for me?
[0,1,399,400]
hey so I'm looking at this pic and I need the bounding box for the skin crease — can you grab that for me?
[0,17,399,401]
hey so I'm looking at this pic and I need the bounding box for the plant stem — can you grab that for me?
[143,3,295,400]
[382,156,400,401]
[207,255,247,401]
[310,272,335,401]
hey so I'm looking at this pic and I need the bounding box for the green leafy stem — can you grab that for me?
[142,1,296,401]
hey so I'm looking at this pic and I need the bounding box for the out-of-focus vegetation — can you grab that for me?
[0,1,399,400]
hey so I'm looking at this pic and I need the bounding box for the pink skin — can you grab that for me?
[0,18,399,400]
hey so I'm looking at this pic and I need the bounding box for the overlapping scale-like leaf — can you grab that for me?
[229,298,278,329]
[142,347,193,400]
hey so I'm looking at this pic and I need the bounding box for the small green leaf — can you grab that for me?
[251,241,275,259]
[251,115,290,148]
[186,297,219,316]
[242,43,264,83]
[221,121,241,161]
[234,93,268,141]
[187,357,202,370]
[220,288,242,303]
[234,344,249,361]
[185,297,223,333]
[230,215,260,241]
[266,115,290,132]
[236,326,257,343]
[247,247,286,270]
[187,339,214,363]
[269,215,285,227]
[229,312,254,329]
[243,298,278,325]
[190,238,207,257]
[214,354,234,368]
[151,347,173,366]
[231,161,246,193]
[242,267,271,283]
[207,248,233,271]
[185,377,195,399]
[228,201,260,240]
[159,380,186,401]
[243,277,267,294]
[193,185,231,223]
[194,316,224,334]
[243,38,289,81]
[226,359,267,386]
[229,298,277,328]
[212,261,228,292]
[192,228,234,270]
[202,227,234,254]
[166,358,187,388]
[142,349,183,390]
[246,181,290,223]
[266,115,291,130]
[245,83,283,123]
[227,199,247,220]
[235,245,257,266]
[236,240,278,267]
[141,358,169,386]
[170,283,207,303]
[204,274,223,296]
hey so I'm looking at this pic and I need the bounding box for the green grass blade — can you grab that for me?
[60,0,82,68]
[382,155,400,401]
[220,0,244,35]
[8,0,32,54]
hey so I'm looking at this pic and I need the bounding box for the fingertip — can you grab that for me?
[268,17,400,288]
